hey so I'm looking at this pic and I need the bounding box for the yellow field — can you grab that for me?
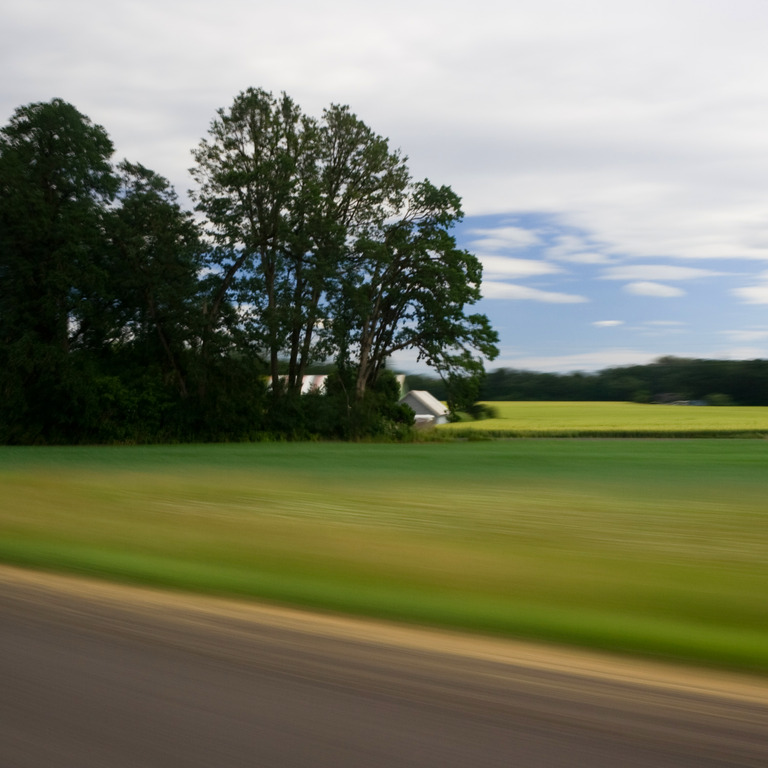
[438,401,768,435]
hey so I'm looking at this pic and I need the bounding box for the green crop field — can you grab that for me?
[438,401,768,436]
[1,440,767,671]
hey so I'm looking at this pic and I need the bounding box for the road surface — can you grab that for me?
[1,566,766,767]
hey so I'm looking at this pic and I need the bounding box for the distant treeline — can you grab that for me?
[407,356,768,406]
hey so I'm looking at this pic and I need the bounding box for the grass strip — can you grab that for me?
[2,539,766,672]
[2,438,767,672]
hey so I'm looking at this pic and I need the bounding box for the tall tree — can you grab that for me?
[190,90,409,398]
[190,88,307,391]
[0,99,116,441]
[104,161,204,399]
[190,88,497,433]
[332,180,498,402]
[281,104,408,393]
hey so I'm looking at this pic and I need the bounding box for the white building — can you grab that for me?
[399,390,449,426]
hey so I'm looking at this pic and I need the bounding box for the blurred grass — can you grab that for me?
[1,440,767,671]
[437,401,768,436]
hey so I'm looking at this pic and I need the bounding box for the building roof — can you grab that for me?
[400,390,449,416]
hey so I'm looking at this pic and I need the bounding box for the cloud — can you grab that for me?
[721,329,768,342]
[467,226,542,251]
[730,269,768,303]
[557,251,612,265]
[624,282,685,298]
[732,283,768,304]
[593,320,623,327]
[632,320,687,336]
[478,255,561,280]
[601,265,726,281]
[717,346,768,360]
[7,0,768,271]
[545,235,612,264]
[481,281,588,303]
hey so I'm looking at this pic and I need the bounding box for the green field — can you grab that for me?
[1,439,767,671]
[438,401,768,436]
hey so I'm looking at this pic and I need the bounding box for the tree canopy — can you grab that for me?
[0,92,497,443]
[0,99,117,441]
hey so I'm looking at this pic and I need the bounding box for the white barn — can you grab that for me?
[399,390,449,426]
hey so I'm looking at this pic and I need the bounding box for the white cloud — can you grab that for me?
[644,320,686,327]
[624,282,685,298]
[732,283,768,304]
[467,226,541,251]
[5,0,768,270]
[601,265,726,281]
[632,321,687,336]
[718,346,768,360]
[593,320,623,327]
[481,281,588,303]
[545,235,612,264]
[721,329,768,342]
[478,255,561,280]
[557,251,612,265]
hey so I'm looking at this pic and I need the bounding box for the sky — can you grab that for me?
[5,0,768,373]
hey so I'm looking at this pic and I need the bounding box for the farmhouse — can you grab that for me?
[272,374,327,393]
[272,373,407,397]
[296,374,327,394]
[399,390,449,426]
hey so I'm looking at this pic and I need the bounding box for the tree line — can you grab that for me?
[0,93,497,444]
[408,356,768,406]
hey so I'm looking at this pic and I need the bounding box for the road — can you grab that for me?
[1,566,766,767]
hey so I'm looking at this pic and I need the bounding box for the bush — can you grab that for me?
[706,393,734,406]
[467,402,498,420]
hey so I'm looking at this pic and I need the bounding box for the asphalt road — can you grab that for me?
[1,567,766,768]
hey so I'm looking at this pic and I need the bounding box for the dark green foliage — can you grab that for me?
[705,393,734,406]
[190,88,496,438]
[347,369,416,440]
[0,101,215,443]
[189,88,416,406]
[331,180,499,403]
[260,368,414,441]
[190,89,311,392]
[443,369,483,416]
[465,402,498,420]
[183,355,269,442]
[0,100,117,442]
[104,161,205,399]
[1,94,495,443]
